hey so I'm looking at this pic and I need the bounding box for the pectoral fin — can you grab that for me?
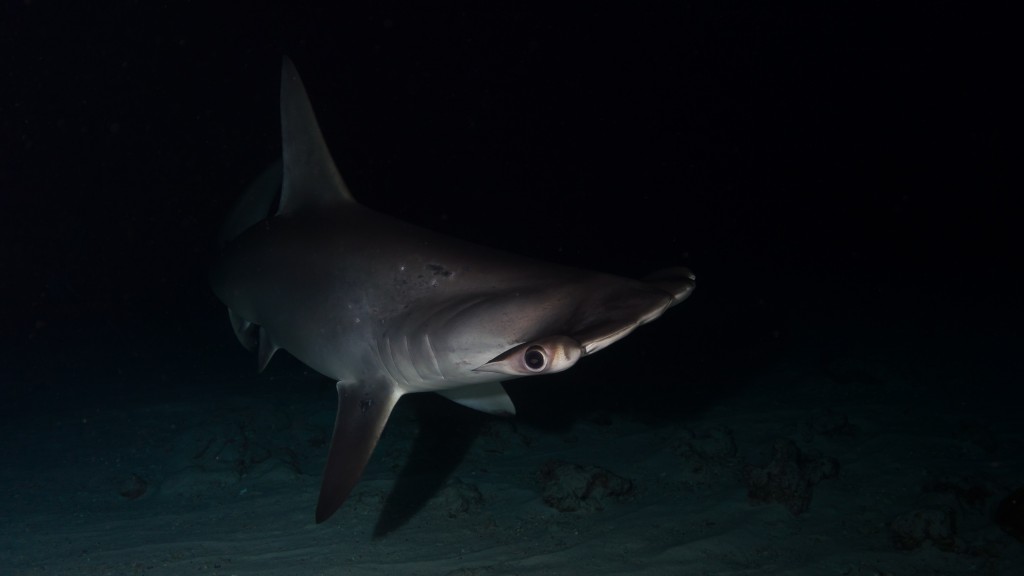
[228,308,258,352]
[438,382,516,416]
[257,327,280,372]
[316,378,401,523]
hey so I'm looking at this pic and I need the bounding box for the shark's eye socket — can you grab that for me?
[475,336,581,376]
[523,346,546,371]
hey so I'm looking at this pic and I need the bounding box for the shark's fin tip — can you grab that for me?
[256,327,279,372]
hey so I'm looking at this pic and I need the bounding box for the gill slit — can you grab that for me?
[424,333,445,380]
[379,335,403,391]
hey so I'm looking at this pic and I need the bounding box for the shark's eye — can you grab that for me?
[523,346,546,371]
[475,336,582,376]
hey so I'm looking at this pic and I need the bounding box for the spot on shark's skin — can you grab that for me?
[210,57,695,524]
[426,263,454,278]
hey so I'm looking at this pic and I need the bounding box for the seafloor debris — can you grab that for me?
[742,438,839,515]
[538,460,634,512]
[889,508,959,551]
[674,426,738,462]
[437,477,484,519]
[118,473,148,500]
[672,426,740,489]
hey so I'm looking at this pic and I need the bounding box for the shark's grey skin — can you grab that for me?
[210,58,695,524]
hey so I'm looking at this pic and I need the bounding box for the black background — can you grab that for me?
[1,2,1018,417]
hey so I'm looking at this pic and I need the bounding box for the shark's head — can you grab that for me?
[380,268,694,392]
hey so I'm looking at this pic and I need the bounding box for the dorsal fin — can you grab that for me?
[279,57,354,215]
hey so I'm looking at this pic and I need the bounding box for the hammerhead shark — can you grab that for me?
[210,58,695,523]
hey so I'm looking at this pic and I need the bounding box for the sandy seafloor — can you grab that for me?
[2,276,1021,576]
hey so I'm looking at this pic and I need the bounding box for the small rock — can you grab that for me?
[924,475,993,509]
[438,478,484,519]
[478,420,531,452]
[678,426,738,461]
[890,508,958,551]
[119,473,148,500]
[539,460,633,512]
[742,439,839,515]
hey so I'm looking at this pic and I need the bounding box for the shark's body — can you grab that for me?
[211,58,695,523]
